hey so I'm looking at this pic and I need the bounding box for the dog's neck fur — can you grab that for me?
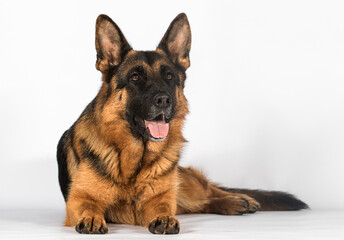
[72,78,188,185]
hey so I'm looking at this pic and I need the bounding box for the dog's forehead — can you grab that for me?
[137,51,164,65]
[120,50,173,73]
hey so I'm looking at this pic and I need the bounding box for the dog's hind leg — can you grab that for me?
[176,166,260,215]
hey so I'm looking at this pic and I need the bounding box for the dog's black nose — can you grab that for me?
[154,93,171,108]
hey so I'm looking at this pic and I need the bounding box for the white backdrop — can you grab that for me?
[0,0,343,210]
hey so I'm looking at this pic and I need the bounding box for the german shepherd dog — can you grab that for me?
[57,13,308,235]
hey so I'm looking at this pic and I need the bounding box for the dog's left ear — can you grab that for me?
[158,13,191,70]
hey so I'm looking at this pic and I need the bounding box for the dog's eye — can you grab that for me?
[131,74,139,81]
[166,73,173,80]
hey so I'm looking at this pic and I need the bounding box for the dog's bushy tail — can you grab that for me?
[218,187,309,211]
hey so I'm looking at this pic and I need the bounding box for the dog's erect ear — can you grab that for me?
[95,14,132,73]
[157,13,191,70]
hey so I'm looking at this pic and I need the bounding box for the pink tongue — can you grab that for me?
[144,120,169,139]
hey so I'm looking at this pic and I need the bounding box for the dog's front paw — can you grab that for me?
[75,216,108,234]
[148,216,180,234]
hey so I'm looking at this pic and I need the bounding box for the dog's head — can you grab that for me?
[95,13,191,142]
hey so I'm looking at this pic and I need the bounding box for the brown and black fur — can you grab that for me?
[57,13,308,235]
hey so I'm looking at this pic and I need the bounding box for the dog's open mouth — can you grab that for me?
[144,114,169,141]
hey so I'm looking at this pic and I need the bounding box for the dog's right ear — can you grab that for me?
[95,14,132,73]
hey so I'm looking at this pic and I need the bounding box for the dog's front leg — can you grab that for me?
[65,192,108,234]
[138,188,180,234]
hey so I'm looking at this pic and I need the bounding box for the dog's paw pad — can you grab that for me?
[75,216,108,234]
[148,216,180,234]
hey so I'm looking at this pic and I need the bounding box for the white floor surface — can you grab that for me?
[0,209,343,240]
